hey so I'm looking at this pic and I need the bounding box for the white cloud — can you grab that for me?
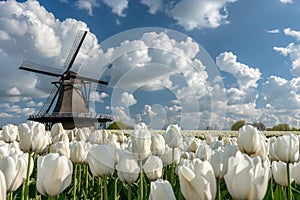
[102,0,128,17]
[274,43,300,76]
[6,87,21,95]
[266,29,280,34]
[284,28,300,41]
[279,0,293,4]
[89,91,109,103]
[120,92,137,106]
[76,0,100,16]
[216,52,261,89]
[169,0,237,30]
[140,0,163,14]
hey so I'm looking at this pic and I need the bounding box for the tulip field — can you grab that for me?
[1,122,300,199]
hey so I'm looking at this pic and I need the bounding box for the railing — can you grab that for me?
[29,112,113,121]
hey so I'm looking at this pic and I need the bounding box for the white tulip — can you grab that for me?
[50,123,65,138]
[2,124,18,143]
[0,153,33,192]
[151,133,165,156]
[143,155,163,181]
[8,141,23,156]
[69,140,88,164]
[224,151,270,200]
[116,152,140,184]
[149,179,176,200]
[88,130,103,144]
[76,127,91,142]
[87,144,115,178]
[163,124,183,148]
[37,153,73,196]
[50,141,70,159]
[292,161,300,185]
[272,160,293,187]
[160,145,181,166]
[52,133,69,144]
[237,125,263,155]
[210,147,226,179]
[205,133,218,145]
[131,123,151,160]
[18,121,48,153]
[271,133,299,163]
[195,143,211,161]
[0,142,9,159]
[178,159,216,200]
[0,170,6,200]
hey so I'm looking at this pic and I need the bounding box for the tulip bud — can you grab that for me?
[237,125,262,155]
[164,124,183,148]
[195,143,211,161]
[116,152,140,184]
[50,123,65,138]
[2,124,18,143]
[37,153,73,197]
[272,160,293,187]
[160,145,181,166]
[131,123,151,160]
[143,155,163,181]
[69,140,88,164]
[151,133,165,156]
[292,161,300,185]
[50,141,70,159]
[87,144,115,178]
[88,130,103,144]
[0,142,9,159]
[149,179,176,200]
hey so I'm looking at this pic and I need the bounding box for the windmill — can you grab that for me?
[19,30,112,130]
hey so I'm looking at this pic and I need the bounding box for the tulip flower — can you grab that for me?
[2,124,18,143]
[37,153,73,197]
[210,147,225,179]
[0,142,9,159]
[0,153,33,192]
[237,125,263,155]
[163,124,183,148]
[116,152,140,185]
[88,130,103,144]
[131,123,151,160]
[143,155,163,181]
[178,158,216,200]
[151,133,165,156]
[271,133,299,163]
[69,140,88,164]
[87,144,115,178]
[50,123,65,138]
[50,141,70,159]
[160,145,181,166]
[272,160,293,187]
[292,161,300,185]
[18,121,49,153]
[149,179,176,200]
[76,127,91,142]
[195,143,212,161]
[0,170,6,200]
[224,151,270,200]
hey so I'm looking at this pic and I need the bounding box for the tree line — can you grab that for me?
[231,120,299,131]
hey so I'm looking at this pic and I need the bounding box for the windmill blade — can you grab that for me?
[38,85,61,115]
[63,30,88,72]
[69,74,108,85]
[19,61,61,77]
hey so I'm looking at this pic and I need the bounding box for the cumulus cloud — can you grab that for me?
[89,91,109,103]
[75,0,100,16]
[284,28,300,41]
[120,92,137,106]
[279,0,293,4]
[140,0,163,14]
[169,0,237,30]
[102,0,128,17]
[266,29,280,34]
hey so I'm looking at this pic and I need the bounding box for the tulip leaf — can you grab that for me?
[274,184,287,200]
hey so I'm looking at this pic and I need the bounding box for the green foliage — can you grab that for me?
[107,121,132,130]
[270,123,291,131]
[231,120,245,131]
[252,122,266,131]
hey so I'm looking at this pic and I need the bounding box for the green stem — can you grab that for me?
[78,164,82,194]
[271,175,274,200]
[103,178,108,200]
[48,195,56,200]
[85,164,89,197]
[171,148,175,187]
[21,180,25,200]
[8,192,13,200]
[73,164,78,200]
[128,183,132,200]
[99,177,102,200]
[24,152,32,200]
[139,160,143,200]
[216,177,221,200]
[114,177,118,200]
[287,162,292,200]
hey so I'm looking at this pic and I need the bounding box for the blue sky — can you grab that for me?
[1,0,300,129]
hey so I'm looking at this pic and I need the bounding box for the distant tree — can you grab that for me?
[291,127,298,131]
[107,121,130,130]
[252,122,266,131]
[270,123,291,131]
[231,120,245,131]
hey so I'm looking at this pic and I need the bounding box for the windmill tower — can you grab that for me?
[19,30,112,130]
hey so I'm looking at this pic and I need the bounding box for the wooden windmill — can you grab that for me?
[19,30,112,130]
